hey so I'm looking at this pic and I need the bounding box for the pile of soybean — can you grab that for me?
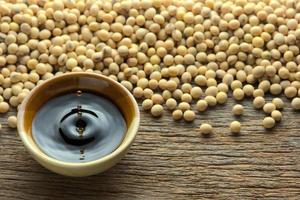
[0,0,300,135]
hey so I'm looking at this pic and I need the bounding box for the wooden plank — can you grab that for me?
[0,97,299,199]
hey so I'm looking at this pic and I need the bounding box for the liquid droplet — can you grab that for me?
[76,90,82,96]
[79,148,85,160]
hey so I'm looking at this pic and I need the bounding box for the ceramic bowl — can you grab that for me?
[17,72,140,177]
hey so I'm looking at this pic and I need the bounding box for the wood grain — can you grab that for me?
[0,95,299,200]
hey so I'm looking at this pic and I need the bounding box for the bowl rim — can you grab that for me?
[17,72,140,168]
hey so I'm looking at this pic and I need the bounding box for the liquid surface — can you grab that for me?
[32,92,127,163]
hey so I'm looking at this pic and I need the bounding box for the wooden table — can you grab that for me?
[0,96,299,199]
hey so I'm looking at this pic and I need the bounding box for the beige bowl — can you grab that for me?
[17,72,140,177]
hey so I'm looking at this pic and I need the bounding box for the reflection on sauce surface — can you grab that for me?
[32,91,127,163]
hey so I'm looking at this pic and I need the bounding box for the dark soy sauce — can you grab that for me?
[32,91,127,163]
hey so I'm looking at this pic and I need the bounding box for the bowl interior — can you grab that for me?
[20,72,139,163]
